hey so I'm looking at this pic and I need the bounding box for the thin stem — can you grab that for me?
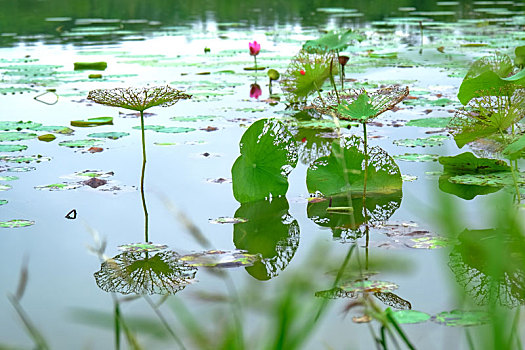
[140,110,149,242]
[144,296,187,350]
[313,82,326,108]
[114,301,121,350]
[254,55,258,71]
[329,57,340,104]
[509,158,521,204]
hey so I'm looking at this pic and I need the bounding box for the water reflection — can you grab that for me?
[448,228,525,307]
[233,197,299,280]
[94,250,197,295]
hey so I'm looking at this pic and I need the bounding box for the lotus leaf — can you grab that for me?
[303,29,364,53]
[180,250,258,268]
[231,119,297,203]
[34,183,83,191]
[503,133,525,159]
[209,217,248,224]
[0,200,7,206]
[307,136,402,196]
[405,117,452,128]
[0,121,42,131]
[432,310,490,327]
[0,145,28,152]
[390,310,431,324]
[439,175,502,200]
[0,155,50,163]
[0,132,37,142]
[438,152,510,174]
[394,153,439,162]
[393,135,448,147]
[458,69,525,105]
[118,243,168,252]
[59,139,103,148]
[0,184,12,191]
[37,134,56,142]
[0,176,18,181]
[448,172,523,187]
[87,132,130,140]
[0,219,35,228]
[71,117,113,127]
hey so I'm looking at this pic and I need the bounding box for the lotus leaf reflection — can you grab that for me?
[94,251,197,295]
[233,198,299,281]
[448,229,525,307]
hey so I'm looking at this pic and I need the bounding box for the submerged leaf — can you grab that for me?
[432,310,490,327]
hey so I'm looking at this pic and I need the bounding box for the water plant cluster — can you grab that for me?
[2,3,525,350]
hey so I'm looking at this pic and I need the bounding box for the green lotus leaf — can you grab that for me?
[394,153,439,162]
[464,52,513,81]
[0,155,51,163]
[37,134,56,142]
[180,250,258,268]
[231,118,298,203]
[87,132,130,140]
[303,29,364,53]
[0,132,38,142]
[0,144,28,152]
[0,219,35,228]
[34,183,83,191]
[458,69,525,105]
[438,175,502,200]
[59,139,103,148]
[336,93,380,122]
[390,310,431,324]
[71,117,113,127]
[407,236,454,249]
[432,310,490,327]
[503,133,525,160]
[307,136,402,196]
[393,135,448,148]
[339,280,398,293]
[448,172,525,187]
[209,217,248,224]
[0,121,42,131]
[515,45,525,68]
[29,125,74,134]
[118,243,168,252]
[0,184,12,191]
[439,152,510,174]
[0,176,18,181]
[0,199,7,206]
[405,117,452,128]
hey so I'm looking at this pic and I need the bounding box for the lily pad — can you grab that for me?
[403,97,456,107]
[439,152,510,174]
[393,135,448,147]
[0,121,42,131]
[405,117,452,128]
[336,280,398,294]
[407,236,454,249]
[180,250,258,268]
[132,125,195,133]
[0,144,28,152]
[390,310,432,324]
[448,172,520,187]
[232,118,298,203]
[0,219,35,228]
[29,125,74,134]
[118,243,169,252]
[0,132,38,141]
[0,199,7,205]
[0,155,51,163]
[209,217,248,224]
[439,174,502,200]
[0,176,18,181]
[37,134,56,142]
[34,183,83,191]
[432,310,490,327]
[71,170,114,178]
[170,115,220,122]
[87,132,130,140]
[71,117,113,127]
[59,139,103,148]
[394,153,439,162]
[0,184,12,191]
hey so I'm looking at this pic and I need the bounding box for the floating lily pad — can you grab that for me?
[209,217,248,224]
[87,132,130,140]
[0,184,12,191]
[403,97,456,107]
[170,115,220,122]
[29,125,74,134]
[180,250,258,268]
[0,132,38,141]
[0,199,7,205]
[0,155,50,163]
[0,144,28,152]
[0,176,18,181]
[405,117,452,128]
[439,174,502,200]
[390,310,432,324]
[439,152,510,174]
[0,121,42,131]
[393,135,448,147]
[71,117,113,127]
[71,170,114,178]
[0,219,35,228]
[59,139,103,148]
[34,183,83,191]
[338,280,398,294]
[118,243,169,252]
[154,142,177,146]
[394,153,439,162]
[448,172,521,187]
[5,166,36,172]
[132,125,195,133]
[432,310,490,327]
[402,174,418,182]
[37,134,56,142]
[407,236,453,249]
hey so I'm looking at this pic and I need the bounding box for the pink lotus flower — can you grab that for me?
[250,83,262,99]
[249,41,261,56]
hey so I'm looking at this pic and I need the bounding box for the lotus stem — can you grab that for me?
[254,55,257,71]
[140,110,149,242]
[329,58,340,104]
[313,82,326,108]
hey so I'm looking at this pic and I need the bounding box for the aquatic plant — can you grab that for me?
[248,40,261,70]
[87,86,191,241]
[280,50,335,104]
[249,83,262,99]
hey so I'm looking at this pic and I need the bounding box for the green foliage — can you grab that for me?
[438,152,510,175]
[302,29,364,54]
[71,117,113,127]
[335,92,380,122]
[73,61,108,70]
[502,133,525,159]
[405,117,452,128]
[515,45,525,68]
[432,310,490,327]
[306,136,402,196]
[231,119,298,203]
[390,310,431,325]
[281,50,334,103]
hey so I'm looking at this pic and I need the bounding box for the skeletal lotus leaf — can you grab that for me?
[87,85,191,112]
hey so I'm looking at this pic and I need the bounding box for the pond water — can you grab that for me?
[1,1,525,349]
